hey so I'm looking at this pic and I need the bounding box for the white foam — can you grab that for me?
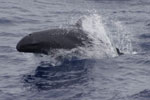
[35,13,134,65]
[105,20,133,54]
[78,13,118,58]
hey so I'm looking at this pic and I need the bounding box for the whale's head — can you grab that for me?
[16,33,50,54]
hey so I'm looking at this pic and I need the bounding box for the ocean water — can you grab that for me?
[0,0,150,100]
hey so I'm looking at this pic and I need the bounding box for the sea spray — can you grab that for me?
[114,21,133,54]
[104,19,133,54]
[33,13,134,65]
[78,13,118,58]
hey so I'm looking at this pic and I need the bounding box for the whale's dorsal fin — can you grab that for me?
[116,48,124,56]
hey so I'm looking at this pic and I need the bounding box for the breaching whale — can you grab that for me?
[16,29,90,54]
[16,28,123,55]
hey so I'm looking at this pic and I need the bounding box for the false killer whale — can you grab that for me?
[16,29,90,54]
[16,28,123,55]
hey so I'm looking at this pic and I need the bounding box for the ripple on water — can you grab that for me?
[0,46,15,53]
[129,89,150,100]
[23,60,90,91]
[140,42,150,51]
[139,34,150,39]
[0,18,14,25]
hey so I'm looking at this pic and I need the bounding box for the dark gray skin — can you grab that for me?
[16,28,123,55]
[16,29,90,54]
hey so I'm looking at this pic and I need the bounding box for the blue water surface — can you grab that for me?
[0,0,150,100]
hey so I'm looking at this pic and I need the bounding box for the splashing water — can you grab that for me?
[104,19,134,54]
[78,14,118,58]
[34,13,134,65]
[113,21,133,54]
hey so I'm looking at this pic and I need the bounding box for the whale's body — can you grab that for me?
[16,29,90,54]
[16,28,123,55]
